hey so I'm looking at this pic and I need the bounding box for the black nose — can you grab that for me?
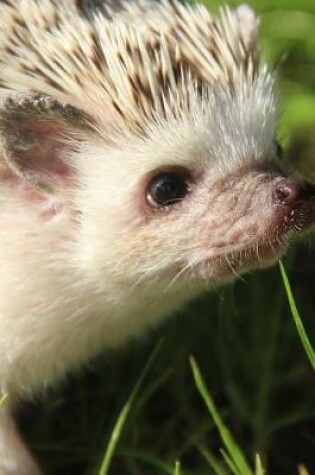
[273,180,315,206]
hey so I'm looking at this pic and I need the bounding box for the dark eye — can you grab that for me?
[275,141,284,160]
[146,170,190,208]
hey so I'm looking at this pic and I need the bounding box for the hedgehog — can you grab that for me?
[0,0,314,473]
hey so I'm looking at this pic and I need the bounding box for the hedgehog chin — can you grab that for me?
[185,239,287,284]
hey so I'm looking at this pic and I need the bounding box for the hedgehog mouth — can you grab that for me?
[187,238,287,283]
[223,239,286,274]
[189,199,315,282]
[221,204,314,276]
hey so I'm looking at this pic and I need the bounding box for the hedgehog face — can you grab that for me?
[127,165,314,287]
[140,166,315,284]
[74,120,315,291]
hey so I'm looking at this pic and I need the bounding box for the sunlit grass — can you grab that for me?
[173,460,182,475]
[279,261,315,370]
[190,356,263,475]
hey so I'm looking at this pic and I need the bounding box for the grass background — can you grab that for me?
[18,1,315,474]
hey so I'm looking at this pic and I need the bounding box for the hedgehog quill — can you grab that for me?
[0,0,314,473]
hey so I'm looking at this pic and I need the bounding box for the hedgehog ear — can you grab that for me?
[0,94,92,191]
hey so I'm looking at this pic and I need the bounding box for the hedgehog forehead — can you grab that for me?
[107,74,278,178]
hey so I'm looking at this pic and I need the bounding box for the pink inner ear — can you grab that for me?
[23,120,72,181]
[4,118,76,221]
[6,177,67,221]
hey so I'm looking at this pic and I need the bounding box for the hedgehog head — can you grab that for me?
[0,1,314,296]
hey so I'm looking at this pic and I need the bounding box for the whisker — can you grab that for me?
[224,252,245,281]
[165,262,192,292]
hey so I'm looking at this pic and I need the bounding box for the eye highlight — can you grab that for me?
[146,169,191,208]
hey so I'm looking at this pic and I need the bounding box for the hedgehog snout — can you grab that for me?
[272,178,315,231]
[273,179,315,206]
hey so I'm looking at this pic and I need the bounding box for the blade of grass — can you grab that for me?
[194,442,227,475]
[297,464,310,475]
[279,261,315,370]
[255,454,265,475]
[220,449,240,475]
[190,356,253,475]
[98,340,163,475]
[173,460,182,475]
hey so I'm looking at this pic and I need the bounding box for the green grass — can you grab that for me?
[18,1,315,474]
[92,268,313,475]
[190,356,255,475]
[98,341,163,475]
[279,262,315,370]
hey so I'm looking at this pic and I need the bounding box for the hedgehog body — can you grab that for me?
[0,1,313,474]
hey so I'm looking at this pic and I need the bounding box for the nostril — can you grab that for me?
[273,181,301,205]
